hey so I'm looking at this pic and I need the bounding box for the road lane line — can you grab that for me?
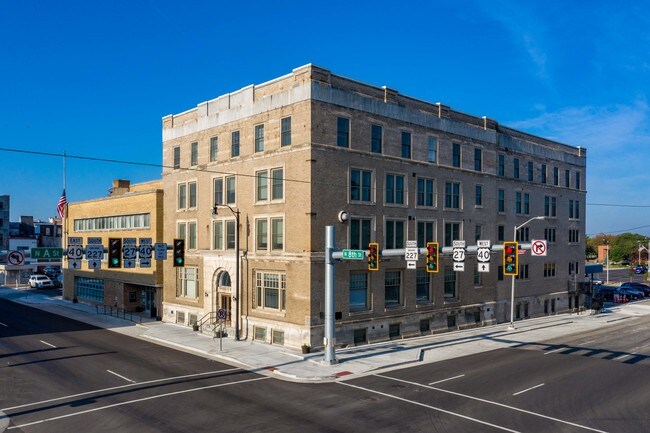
[614,354,630,361]
[340,382,519,432]
[106,370,136,383]
[2,367,240,411]
[577,340,595,346]
[375,374,607,432]
[428,374,465,386]
[39,340,56,348]
[0,322,7,327]
[7,376,270,430]
[513,383,545,396]
[543,347,564,355]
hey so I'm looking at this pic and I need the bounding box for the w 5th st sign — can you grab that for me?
[31,248,63,259]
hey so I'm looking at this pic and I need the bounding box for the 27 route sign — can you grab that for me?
[342,249,364,260]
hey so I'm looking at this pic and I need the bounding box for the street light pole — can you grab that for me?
[509,216,545,330]
[213,204,241,341]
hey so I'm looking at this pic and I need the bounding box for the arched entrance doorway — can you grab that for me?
[213,270,232,325]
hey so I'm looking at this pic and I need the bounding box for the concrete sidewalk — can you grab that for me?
[3,286,649,383]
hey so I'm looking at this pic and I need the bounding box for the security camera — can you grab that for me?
[337,210,349,223]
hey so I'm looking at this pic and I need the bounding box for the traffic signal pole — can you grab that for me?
[323,226,337,365]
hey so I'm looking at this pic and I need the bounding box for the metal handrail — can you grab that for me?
[196,310,216,333]
[95,305,143,324]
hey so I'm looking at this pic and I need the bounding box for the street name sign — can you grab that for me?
[31,248,63,259]
[342,249,364,260]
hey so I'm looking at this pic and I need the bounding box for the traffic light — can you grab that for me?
[173,239,185,267]
[108,238,122,268]
[426,242,439,273]
[368,242,379,271]
[503,241,519,276]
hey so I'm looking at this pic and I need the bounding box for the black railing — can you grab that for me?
[96,305,143,324]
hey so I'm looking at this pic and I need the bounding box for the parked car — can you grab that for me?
[621,282,650,296]
[43,267,61,279]
[28,275,53,288]
[632,265,647,274]
[617,286,644,300]
[594,286,619,301]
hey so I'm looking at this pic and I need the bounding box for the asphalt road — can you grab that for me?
[2,298,649,432]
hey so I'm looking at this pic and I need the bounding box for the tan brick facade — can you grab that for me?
[63,180,164,317]
[161,65,586,349]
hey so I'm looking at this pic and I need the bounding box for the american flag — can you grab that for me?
[57,189,67,218]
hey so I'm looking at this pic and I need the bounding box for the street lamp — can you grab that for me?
[509,216,546,330]
[213,203,241,341]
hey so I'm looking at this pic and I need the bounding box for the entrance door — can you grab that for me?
[220,294,232,325]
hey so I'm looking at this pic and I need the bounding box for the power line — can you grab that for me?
[587,203,650,208]
[587,224,650,236]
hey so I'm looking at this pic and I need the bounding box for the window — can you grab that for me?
[213,220,223,249]
[74,276,104,302]
[177,222,187,242]
[73,214,150,232]
[475,185,483,207]
[498,225,504,242]
[209,137,218,162]
[474,265,482,287]
[188,221,197,249]
[349,272,368,312]
[337,117,350,147]
[231,131,240,157]
[255,271,286,311]
[524,193,530,215]
[528,162,534,181]
[416,269,431,303]
[513,158,520,179]
[475,225,482,242]
[213,178,224,206]
[417,221,435,248]
[453,143,461,167]
[541,164,547,183]
[350,169,373,202]
[226,176,236,204]
[445,182,461,209]
[498,154,505,176]
[271,168,284,200]
[188,181,197,208]
[385,271,402,307]
[569,200,575,219]
[256,171,268,201]
[177,267,198,298]
[190,142,198,166]
[371,124,382,153]
[254,124,265,152]
[516,226,530,242]
[226,220,236,249]
[516,192,522,214]
[498,189,505,213]
[444,268,457,299]
[256,217,284,251]
[173,146,180,169]
[428,137,437,162]
[553,167,559,186]
[417,178,434,207]
[444,222,460,247]
[565,170,570,188]
[516,264,529,280]
[543,263,556,278]
[401,131,411,159]
[385,220,405,249]
[569,229,580,243]
[350,218,372,249]
[575,172,581,190]
[177,183,187,210]
[272,330,285,346]
[544,196,557,217]
[474,148,482,171]
[545,228,556,243]
[281,117,291,146]
[385,174,405,205]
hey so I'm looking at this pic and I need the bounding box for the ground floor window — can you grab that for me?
[389,323,401,339]
[271,329,285,345]
[74,277,104,302]
[255,271,286,311]
[444,268,457,300]
[353,328,367,345]
[349,272,369,312]
[254,326,267,341]
[385,271,402,308]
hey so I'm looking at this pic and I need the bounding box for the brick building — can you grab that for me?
[161,65,586,349]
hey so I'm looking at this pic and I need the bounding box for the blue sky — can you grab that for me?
[1,0,649,236]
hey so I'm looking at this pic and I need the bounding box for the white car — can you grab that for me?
[28,275,53,288]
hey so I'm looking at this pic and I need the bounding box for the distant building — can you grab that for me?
[161,65,587,349]
[0,195,8,251]
[63,179,164,316]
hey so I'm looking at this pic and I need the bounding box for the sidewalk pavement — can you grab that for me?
[3,285,649,383]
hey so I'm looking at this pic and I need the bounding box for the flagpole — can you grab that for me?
[62,151,67,281]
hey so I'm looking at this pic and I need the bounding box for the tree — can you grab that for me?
[610,233,649,264]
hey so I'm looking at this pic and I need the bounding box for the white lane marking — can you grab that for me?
[340,382,519,432]
[0,322,8,327]
[513,383,545,396]
[39,340,56,348]
[577,340,596,346]
[543,347,564,355]
[2,368,240,411]
[106,370,136,384]
[614,354,630,361]
[8,376,269,430]
[375,374,607,433]
[428,374,465,386]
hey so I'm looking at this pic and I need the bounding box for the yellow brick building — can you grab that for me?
[63,179,164,317]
